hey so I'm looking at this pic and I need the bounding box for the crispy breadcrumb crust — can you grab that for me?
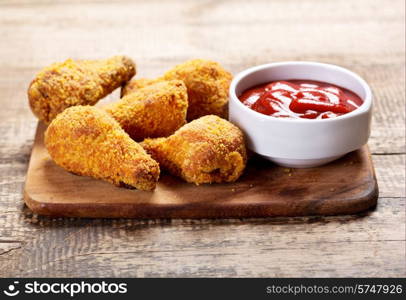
[121,59,232,121]
[120,78,158,97]
[105,80,188,141]
[28,56,136,124]
[141,115,247,185]
[45,106,159,191]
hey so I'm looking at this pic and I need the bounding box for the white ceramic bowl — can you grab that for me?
[229,61,373,168]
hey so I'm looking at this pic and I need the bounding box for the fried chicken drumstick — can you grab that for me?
[141,115,247,185]
[105,80,188,141]
[122,59,232,121]
[45,106,159,191]
[29,56,135,123]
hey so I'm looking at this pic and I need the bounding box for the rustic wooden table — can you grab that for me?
[0,0,404,277]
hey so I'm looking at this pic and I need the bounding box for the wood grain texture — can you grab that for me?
[0,197,404,277]
[24,123,378,218]
[0,0,404,277]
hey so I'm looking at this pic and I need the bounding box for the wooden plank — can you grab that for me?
[0,0,404,277]
[24,122,378,218]
[0,197,404,277]
[373,154,406,198]
[2,120,403,215]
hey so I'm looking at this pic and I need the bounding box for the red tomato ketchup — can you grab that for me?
[238,80,363,119]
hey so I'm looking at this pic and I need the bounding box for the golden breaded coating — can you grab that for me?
[28,56,136,124]
[120,78,158,97]
[162,60,232,120]
[45,106,159,191]
[141,115,247,185]
[105,80,188,141]
[121,59,232,121]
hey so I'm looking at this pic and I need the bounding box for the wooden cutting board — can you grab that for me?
[24,122,378,218]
